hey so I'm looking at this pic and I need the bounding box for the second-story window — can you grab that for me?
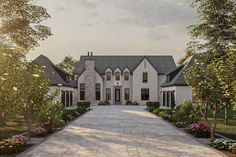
[115,72,120,81]
[106,72,111,81]
[143,72,148,83]
[124,72,129,81]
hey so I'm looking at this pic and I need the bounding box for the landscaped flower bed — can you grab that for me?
[186,123,211,138]
[211,138,236,154]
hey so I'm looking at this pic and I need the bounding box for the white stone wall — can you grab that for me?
[49,86,78,107]
[132,58,158,105]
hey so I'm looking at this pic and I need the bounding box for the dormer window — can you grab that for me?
[106,72,111,81]
[124,72,129,81]
[115,72,120,81]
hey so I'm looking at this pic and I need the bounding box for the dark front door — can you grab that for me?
[115,89,121,103]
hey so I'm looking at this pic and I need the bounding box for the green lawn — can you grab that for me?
[206,108,236,139]
[0,113,27,140]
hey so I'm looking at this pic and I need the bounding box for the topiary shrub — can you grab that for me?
[125,101,140,105]
[35,101,64,127]
[172,101,200,127]
[125,101,133,105]
[98,101,110,105]
[77,102,90,113]
[146,102,160,111]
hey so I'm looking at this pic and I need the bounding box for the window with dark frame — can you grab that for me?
[124,72,129,81]
[106,88,111,101]
[80,83,85,100]
[163,92,166,106]
[141,88,149,101]
[61,91,66,106]
[124,88,130,101]
[167,92,170,107]
[143,72,148,83]
[115,72,120,81]
[96,83,101,100]
[106,71,111,81]
[70,91,73,106]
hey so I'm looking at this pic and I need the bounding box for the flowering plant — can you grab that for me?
[31,122,53,136]
[0,135,29,154]
[187,123,210,138]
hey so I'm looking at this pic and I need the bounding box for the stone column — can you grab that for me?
[84,59,96,105]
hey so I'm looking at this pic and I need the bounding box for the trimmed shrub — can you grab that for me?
[125,101,140,105]
[77,102,90,113]
[98,101,110,105]
[125,101,133,105]
[146,102,159,111]
[61,108,80,122]
[35,101,64,127]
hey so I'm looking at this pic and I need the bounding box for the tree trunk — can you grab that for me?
[24,107,33,137]
[224,104,228,125]
[210,110,217,142]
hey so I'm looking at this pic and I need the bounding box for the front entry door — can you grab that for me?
[115,89,121,103]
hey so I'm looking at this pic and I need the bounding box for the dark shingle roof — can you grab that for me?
[75,55,176,75]
[161,56,195,87]
[33,55,77,88]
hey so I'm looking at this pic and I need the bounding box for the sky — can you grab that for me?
[27,0,197,63]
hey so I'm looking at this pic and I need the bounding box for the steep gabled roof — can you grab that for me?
[75,55,176,75]
[161,56,195,87]
[33,55,77,88]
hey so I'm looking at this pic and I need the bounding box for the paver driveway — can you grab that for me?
[21,105,225,157]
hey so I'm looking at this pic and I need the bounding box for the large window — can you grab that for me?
[167,92,170,107]
[61,91,73,107]
[106,88,111,101]
[115,72,120,81]
[96,83,101,100]
[163,92,166,106]
[124,88,130,101]
[141,88,149,100]
[143,72,148,83]
[80,83,85,100]
[106,72,111,81]
[124,72,129,81]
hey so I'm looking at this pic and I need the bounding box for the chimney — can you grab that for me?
[87,52,90,56]
[91,52,93,56]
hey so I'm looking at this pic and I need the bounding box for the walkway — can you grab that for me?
[21,105,225,157]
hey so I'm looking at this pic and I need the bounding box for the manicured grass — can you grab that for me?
[0,113,27,140]
[207,107,235,120]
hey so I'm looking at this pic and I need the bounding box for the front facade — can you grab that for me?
[34,54,194,108]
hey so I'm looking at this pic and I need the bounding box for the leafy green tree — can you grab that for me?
[186,0,236,141]
[57,56,78,79]
[177,51,195,65]
[0,46,24,125]
[20,63,50,133]
[0,0,52,52]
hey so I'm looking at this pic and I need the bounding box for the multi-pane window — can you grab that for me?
[141,88,149,100]
[106,88,111,101]
[171,91,175,108]
[124,88,130,101]
[61,91,73,107]
[80,83,85,100]
[124,72,129,81]
[143,72,148,83]
[115,72,120,81]
[163,92,166,106]
[96,83,101,100]
[106,72,111,81]
[167,92,170,107]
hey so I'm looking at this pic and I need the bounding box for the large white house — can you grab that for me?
[34,53,194,108]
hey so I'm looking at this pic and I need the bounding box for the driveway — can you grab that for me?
[20,105,225,157]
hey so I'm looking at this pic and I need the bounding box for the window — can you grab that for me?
[115,72,120,81]
[163,92,166,106]
[106,88,111,101]
[141,88,149,101]
[171,91,175,108]
[143,72,148,83]
[124,88,130,101]
[167,92,170,107]
[61,91,65,106]
[96,83,101,100]
[80,83,85,100]
[106,72,111,81]
[124,72,129,81]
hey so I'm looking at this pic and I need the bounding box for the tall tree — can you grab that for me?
[177,51,195,65]
[185,0,236,141]
[57,55,78,79]
[0,0,52,52]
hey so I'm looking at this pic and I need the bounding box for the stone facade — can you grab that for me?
[84,59,96,105]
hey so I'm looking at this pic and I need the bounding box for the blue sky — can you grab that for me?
[27,0,197,63]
